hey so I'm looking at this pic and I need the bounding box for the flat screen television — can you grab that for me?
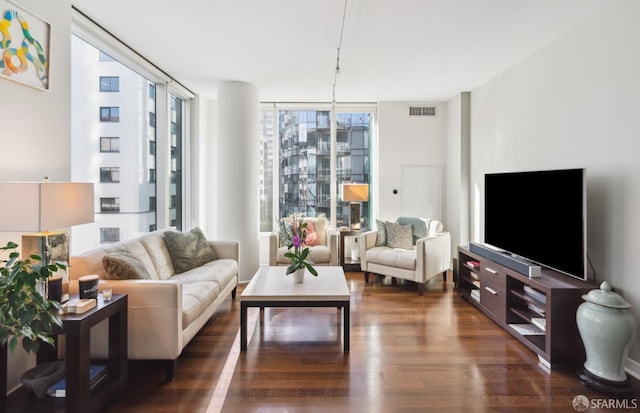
[484,168,587,281]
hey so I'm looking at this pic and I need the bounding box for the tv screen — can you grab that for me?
[484,168,586,280]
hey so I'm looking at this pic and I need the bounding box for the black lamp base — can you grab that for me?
[578,366,635,398]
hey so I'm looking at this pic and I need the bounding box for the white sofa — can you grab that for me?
[359,218,451,295]
[69,228,239,380]
[268,215,339,267]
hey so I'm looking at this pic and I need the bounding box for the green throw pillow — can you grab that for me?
[375,219,387,246]
[103,249,152,280]
[385,221,413,249]
[164,227,218,274]
[279,220,293,248]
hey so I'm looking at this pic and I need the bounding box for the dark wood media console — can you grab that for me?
[457,246,593,369]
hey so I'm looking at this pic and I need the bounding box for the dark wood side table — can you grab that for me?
[1,294,128,413]
[339,229,362,272]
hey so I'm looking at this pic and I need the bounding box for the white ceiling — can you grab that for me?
[70,0,607,102]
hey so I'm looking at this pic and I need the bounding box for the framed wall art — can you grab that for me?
[0,0,50,90]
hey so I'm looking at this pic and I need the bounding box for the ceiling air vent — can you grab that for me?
[409,106,436,117]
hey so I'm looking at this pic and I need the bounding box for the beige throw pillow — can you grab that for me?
[164,227,218,274]
[103,249,152,280]
[385,221,413,249]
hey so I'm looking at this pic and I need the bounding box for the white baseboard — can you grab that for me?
[625,357,640,380]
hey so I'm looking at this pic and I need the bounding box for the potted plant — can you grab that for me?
[283,214,318,281]
[0,241,65,354]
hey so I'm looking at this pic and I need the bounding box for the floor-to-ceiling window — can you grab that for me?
[259,104,375,231]
[70,11,194,254]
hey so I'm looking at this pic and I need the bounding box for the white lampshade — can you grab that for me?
[340,183,369,202]
[0,182,94,232]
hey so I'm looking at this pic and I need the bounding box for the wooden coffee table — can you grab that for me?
[240,266,351,351]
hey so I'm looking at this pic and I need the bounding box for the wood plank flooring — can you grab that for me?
[7,272,639,412]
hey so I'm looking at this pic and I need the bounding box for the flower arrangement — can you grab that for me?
[283,214,318,276]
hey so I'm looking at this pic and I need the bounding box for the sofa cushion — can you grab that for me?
[397,217,430,244]
[385,222,413,249]
[365,246,416,270]
[102,249,152,280]
[164,227,218,274]
[171,259,239,290]
[276,245,331,265]
[375,219,387,246]
[140,231,175,280]
[181,281,220,328]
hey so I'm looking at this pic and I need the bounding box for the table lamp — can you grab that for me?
[340,183,369,230]
[0,181,94,301]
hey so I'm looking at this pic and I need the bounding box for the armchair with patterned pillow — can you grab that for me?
[359,217,451,295]
[268,214,339,267]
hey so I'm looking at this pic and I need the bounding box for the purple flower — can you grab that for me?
[292,235,301,248]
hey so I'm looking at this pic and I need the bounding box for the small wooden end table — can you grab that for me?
[339,229,362,272]
[0,294,129,413]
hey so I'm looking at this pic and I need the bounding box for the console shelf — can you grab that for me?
[457,246,593,369]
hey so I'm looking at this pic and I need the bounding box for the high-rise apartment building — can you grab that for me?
[70,35,158,253]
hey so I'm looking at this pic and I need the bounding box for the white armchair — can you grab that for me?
[268,215,339,267]
[359,218,451,295]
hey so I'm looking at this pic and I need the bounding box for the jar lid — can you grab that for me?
[582,281,631,309]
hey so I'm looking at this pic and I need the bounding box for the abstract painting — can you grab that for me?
[0,0,50,90]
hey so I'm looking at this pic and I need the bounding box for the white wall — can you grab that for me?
[0,0,72,394]
[467,0,640,373]
[376,102,447,223]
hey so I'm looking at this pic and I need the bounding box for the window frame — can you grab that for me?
[72,8,197,235]
[259,102,377,231]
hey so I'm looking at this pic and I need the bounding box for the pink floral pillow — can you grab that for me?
[304,221,320,246]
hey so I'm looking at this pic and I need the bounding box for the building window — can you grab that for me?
[259,106,373,231]
[100,106,120,122]
[71,29,191,255]
[170,195,177,208]
[100,197,120,212]
[100,136,120,152]
[100,227,120,243]
[100,167,120,183]
[99,76,119,92]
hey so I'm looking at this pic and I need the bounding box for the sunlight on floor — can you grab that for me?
[206,308,259,413]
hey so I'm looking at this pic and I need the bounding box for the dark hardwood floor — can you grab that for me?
[8,272,639,412]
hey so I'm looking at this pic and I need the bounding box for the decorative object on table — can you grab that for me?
[63,298,97,314]
[340,182,369,229]
[282,214,318,281]
[576,281,637,396]
[0,242,65,354]
[102,288,113,301]
[47,275,63,302]
[0,0,51,90]
[0,181,94,302]
[78,274,99,299]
